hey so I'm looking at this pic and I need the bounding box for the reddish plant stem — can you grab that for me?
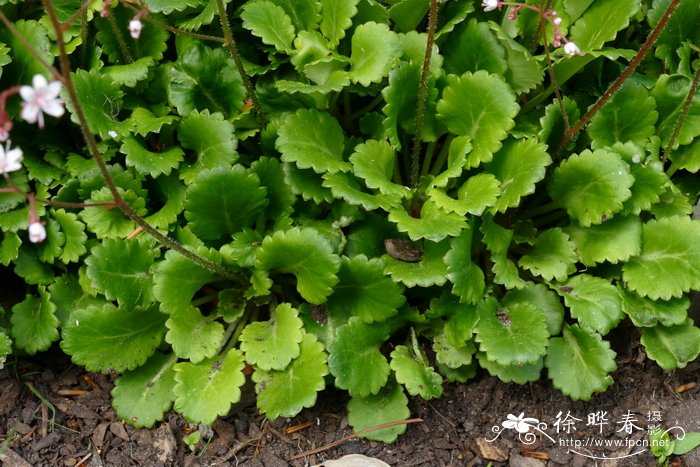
[555,0,683,156]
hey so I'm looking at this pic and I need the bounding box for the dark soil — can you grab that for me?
[0,337,699,467]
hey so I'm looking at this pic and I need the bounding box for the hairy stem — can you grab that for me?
[662,64,700,163]
[216,0,267,126]
[106,10,133,64]
[556,0,683,155]
[42,0,240,281]
[410,0,438,189]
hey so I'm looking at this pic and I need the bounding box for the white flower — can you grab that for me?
[482,0,499,12]
[20,75,65,129]
[502,413,539,433]
[28,221,46,243]
[0,142,23,174]
[553,17,562,26]
[129,18,143,39]
[564,41,581,56]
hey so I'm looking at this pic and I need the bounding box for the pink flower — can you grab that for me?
[28,221,46,243]
[20,75,64,128]
[482,0,500,12]
[0,142,22,174]
[129,18,143,39]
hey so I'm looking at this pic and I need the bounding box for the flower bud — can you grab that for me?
[129,18,143,39]
[482,0,499,12]
[564,41,581,56]
[28,221,46,243]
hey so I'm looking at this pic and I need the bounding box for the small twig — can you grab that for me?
[210,438,261,466]
[289,418,423,461]
[662,63,700,163]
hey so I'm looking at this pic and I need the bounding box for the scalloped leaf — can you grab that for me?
[277,108,350,175]
[80,187,146,239]
[502,283,564,336]
[252,333,328,419]
[177,110,237,184]
[545,324,616,400]
[50,209,87,264]
[390,345,442,400]
[255,227,340,304]
[67,69,128,138]
[477,352,543,384]
[621,290,688,328]
[128,108,178,137]
[0,331,11,370]
[251,157,296,222]
[383,239,450,288]
[241,0,295,53]
[475,298,548,366]
[184,167,268,242]
[480,216,525,290]
[173,348,246,425]
[442,19,507,76]
[350,140,411,198]
[652,74,700,147]
[445,228,485,305]
[587,80,658,149]
[153,249,221,315]
[0,20,53,83]
[641,319,700,370]
[570,0,641,52]
[166,305,224,363]
[112,352,176,428]
[490,24,543,94]
[143,0,203,13]
[648,0,700,69]
[433,332,476,369]
[322,172,398,211]
[10,287,59,355]
[485,139,551,213]
[623,217,700,299]
[328,317,391,397]
[430,174,500,217]
[327,255,405,324]
[549,149,634,227]
[85,239,155,311]
[121,137,184,178]
[240,303,304,371]
[320,0,358,46]
[437,71,519,167]
[61,304,166,372]
[347,380,410,443]
[556,274,623,336]
[103,57,154,87]
[566,215,642,266]
[349,21,401,86]
[168,43,246,118]
[388,200,466,242]
[95,6,168,63]
[283,163,334,203]
[518,228,577,282]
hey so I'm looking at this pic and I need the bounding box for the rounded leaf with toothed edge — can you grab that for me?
[66,69,128,138]
[165,306,224,363]
[621,290,688,328]
[477,352,543,384]
[241,0,295,53]
[569,0,640,52]
[388,200,466,242]
[640,319,700,370]
[11,288,59,355]
[555,274,623,336]
[503,283,564,336]
[240,303,304,371]
[347,380,410,443]
[177,110,238,184]
[566,216,642,266]
[320,0,358,47]
[255,227,340,304]
[348,22,401,86]
[383,239,450,288]
[390,345,443,399]
[518,228,577,282]
[350,140,410,198]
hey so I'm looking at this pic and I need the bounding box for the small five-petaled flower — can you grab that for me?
[0,142,23,174]
[19,74,64,129]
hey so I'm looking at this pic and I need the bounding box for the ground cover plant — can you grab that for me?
[0,0,699,445]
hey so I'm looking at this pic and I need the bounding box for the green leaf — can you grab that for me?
[168,43,246,118]
[549,149,634,226]
[85,239,155,310]
[587,80,658,149]
[11,288,59,355]
[437,71,519,167]
[327,255,405,323]
[277,108,350,175]
[475,298,549,366]
[67,69,128,138]
[453,173,501,216]
[112,352,177,428]
[328,317,391,397]
[570,0,640,52]
[255,227,340,304]
[546,324,616,400]
[442,19,507,76]
[641,319,700,370]
[143,0,203,14]
[648,0,700,69]
[103,57,154,87]
[566,215,642,266]
[15,247,53,285]
[173,349,246,425]
[485,139,551,212]
[383,239,450,288]
[0,20,52,83]
[347,380,410,443]
[621,290,688,327]
[674,432,700,456]
[350,140,411,198]
[0,232,20,266]
[433,331,476,369]
[95,6,169,62]
[61,304,166,372]
[622,158,670,215]
[477,352,544,384]
[251,157,296,222]
[556,274,623,335]
[252,333,328,419]
[652,74,700,147]
[166,305,224,363]
[445,228,485,305]
[322,172,398,211]
[35,218,65,264]
[518,228,577,282]
[283,163,334,203]
[349,21,401,86]
[490,24,543,94]
[128,108,178,137]
[121,137,184,178]
[670,138,700,173]
[177,110,238,184]
[51,209,87,264]
[320,0,358,47]
[390,345,442,400]
[0,330,11,370]
[240,303,304,371]
[623,217,700,300]
[480,216,525,290]
[430,136,471,189]
[184,167,268,242]
[80,187,146,238]
[388,200,466,242]
[502,283,565,336]
[241,0,295,53]
[153,249,221,315]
